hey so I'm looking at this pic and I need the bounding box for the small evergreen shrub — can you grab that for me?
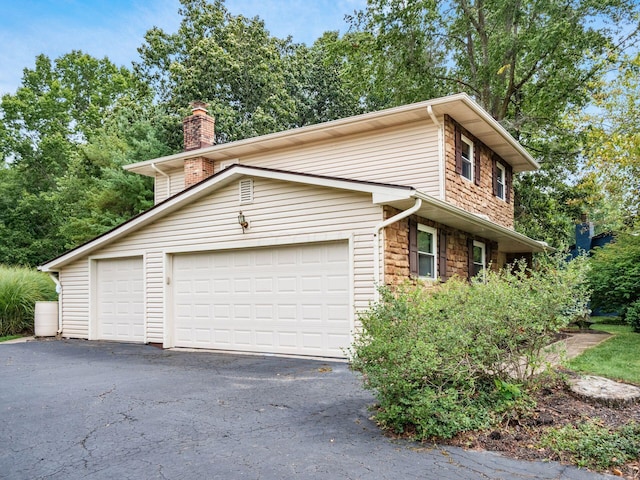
[350,256,589,440]
[0,265,57,336]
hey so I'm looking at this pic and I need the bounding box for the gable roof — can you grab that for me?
[39,165,414,271]
[124,93,538,177]
[39,165,547,272]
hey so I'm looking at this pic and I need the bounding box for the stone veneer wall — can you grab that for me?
[443,115,514,229]
[383,206,499,286]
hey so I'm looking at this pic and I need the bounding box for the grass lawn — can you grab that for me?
[0,335,22,342]
[566,317,640,385]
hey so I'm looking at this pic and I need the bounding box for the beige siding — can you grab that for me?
[59,259,90,339]
[225,121,439,193]
[155,120,440,204]
[155,168,185,204]
[59,178,383,344]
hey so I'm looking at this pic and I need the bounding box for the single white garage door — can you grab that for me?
[95,257,144,342]
[172,242,350,357]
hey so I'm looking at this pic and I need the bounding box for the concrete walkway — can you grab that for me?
[544,331,612,365]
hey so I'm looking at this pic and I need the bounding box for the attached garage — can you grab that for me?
[171,241,351,357]
[94,257,144,342]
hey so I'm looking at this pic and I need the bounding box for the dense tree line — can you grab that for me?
[1,0,638,266]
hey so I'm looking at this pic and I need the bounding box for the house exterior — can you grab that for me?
[40,93,547,358]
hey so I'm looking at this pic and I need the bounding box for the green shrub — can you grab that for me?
[539,420,640,470]
[625,300,640,332]
[588,233,640,331]
[0,265,57,336]
[350,256,589,440]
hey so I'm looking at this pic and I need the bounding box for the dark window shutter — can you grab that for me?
[455,125,463,175]
[467,237,475,280]
[486,242,492,271]
[505,164,513,203]
[409,220,418,277]
[492,156,499,197]
[474,142,481,186]
[438,229,447,281]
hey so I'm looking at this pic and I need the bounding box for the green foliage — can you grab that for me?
[0,51,154,266]
[338,0,639,247]
[351,256,589,439]
[588,233,640,330]
[540,420,640,470]
[0,265,57,336]
[136,0,363,147]
[568,322,640,385]
[626,300,640,333]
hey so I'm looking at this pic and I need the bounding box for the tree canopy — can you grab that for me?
[1,0,639,266]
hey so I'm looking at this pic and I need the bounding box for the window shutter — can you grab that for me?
[409,220,418,277]
[474,142,481,186]
[438,229,447,281]
[455,125,463,175]
[492,157,499,197]
[486,242,492,271]
[467,237,475,280]
[505,164,513,203]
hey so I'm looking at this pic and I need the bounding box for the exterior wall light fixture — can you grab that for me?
[238,211,249,232]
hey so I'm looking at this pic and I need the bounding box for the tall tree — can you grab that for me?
[0,52,152,266]
[338,0,640,245]
[135,0,364,145]
[136,0,296,144]
[577,52,640,230]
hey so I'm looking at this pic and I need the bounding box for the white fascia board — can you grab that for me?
[39,166,413,271]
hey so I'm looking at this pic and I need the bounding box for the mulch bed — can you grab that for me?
[441,379,640,478]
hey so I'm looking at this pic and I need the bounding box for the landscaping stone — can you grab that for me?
[567,374,640,407]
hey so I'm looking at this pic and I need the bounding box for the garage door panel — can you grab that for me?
[96,257,144,343]
[173,242,350,357]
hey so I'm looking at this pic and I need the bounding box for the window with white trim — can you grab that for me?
[461,135,474,181]
[496,163,506,200]
[472,240,486,278]
[418,224,437,279]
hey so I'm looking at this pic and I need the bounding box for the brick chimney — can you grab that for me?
[183,101,216,188]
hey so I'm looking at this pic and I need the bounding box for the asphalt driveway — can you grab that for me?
[0,339,611,479]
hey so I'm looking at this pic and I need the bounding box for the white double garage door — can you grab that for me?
[95,242,351,357]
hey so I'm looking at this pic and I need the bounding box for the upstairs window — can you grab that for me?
[417,225,437,279]
[496,163,506,200]
[492,156,512,202]
[455,123,480,186]
[460,135,474,181]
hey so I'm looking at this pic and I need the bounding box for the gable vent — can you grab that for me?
[239,179,253,204]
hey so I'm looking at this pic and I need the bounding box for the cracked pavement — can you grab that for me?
[0,340,612,479]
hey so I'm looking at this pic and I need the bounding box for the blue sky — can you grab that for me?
[0,0,366,96]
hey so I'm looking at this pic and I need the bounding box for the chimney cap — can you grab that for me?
[190,100,209,115]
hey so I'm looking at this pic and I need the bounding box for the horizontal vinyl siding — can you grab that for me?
[215,120,440,196]
[155,168,185,203]
[59,260,90,339]
[61,178,383,343]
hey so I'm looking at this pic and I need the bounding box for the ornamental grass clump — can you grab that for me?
[350,256,589,440]
[0,265,57,336]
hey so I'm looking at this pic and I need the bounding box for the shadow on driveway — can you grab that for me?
[0,339,608,479]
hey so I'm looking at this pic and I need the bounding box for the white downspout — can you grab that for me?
[151,163,171,197]
[48,272,62,335]
[372,198,423,302]
[427,105,446,200]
